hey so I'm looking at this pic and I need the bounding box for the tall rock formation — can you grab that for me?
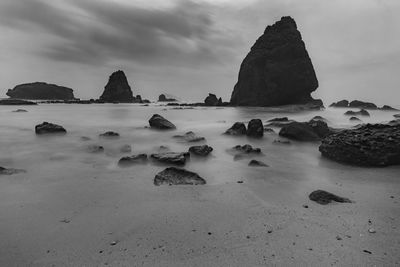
[99,70,134,102]
[230,16,320,107]
[6,82,75,100]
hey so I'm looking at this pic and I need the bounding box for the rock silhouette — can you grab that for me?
[99,70,134,102]
[230,16,319,107]
[7,82,75,100]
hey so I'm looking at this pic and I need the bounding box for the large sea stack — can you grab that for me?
[99,70,134,102]
[230,16,320,107]
[6,82,75,100]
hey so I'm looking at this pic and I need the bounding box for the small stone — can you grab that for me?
[302,204,309,208]
[368,228,376,233]
[336,236,342,240]
[237,181,244,184]
[110,241,118,246]
[363,249,372,254]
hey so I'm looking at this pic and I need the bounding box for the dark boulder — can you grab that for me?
[158,94,177,102]
[247,119,264,138]
[349,100,377,109]
[154,167,206,186]
[0,166,26,175]
[6,82,75,100]
[99,70,134,103]
[329,100,349,107]
[173,131,205,142]
[35,122,66,134]
[309,190,352,205]
[319,123,400,166]
[380,105,398,111]
[99,131,119,138]
[230,16,320,107]
[118,154,148,166]
[189,145,213,156]
[204,94,219,106]
[279,120,330,141]
[149,114,176,130]
[0,99,37,105]
[344,109,370,116]
[231,144,262,160]
[248,160,269,167]
[224,122,247,135]
[268,117,289,122]
[150,152,190,165]
[265,117,295,127]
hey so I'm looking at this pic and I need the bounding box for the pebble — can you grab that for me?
[368,228,376,233]
[302,204,309,208]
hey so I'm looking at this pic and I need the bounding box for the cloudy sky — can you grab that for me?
[0,0,399,105]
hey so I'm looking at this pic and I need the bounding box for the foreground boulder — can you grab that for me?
[309,190,352,205]
[149,114,176,130]
[189,145,213,156]
[279,120,330,141]
[319,123,400,166]
[247,119,263,138]
[0,99,37,105]
[7,82,75,100]
[173,131,205,142]
[230,16,319,107]
[118,154,148,166]
[349,100,377,109]
[99,70,134,102]
[0,166,26,175]
[224,122,247,135]
[154,167,206,186]
[35,122,66,134]
[150,152,189,165]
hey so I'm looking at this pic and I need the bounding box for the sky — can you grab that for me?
[0,0,399,105]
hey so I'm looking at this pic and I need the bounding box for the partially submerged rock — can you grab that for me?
[264,127,275,133]
[349,116,362,122]
[224,122,247,135]
[118,154,148,166]
[380,105,398,111]
[0,166,26,175]
[319,123,400,166]
[0,99,37,105]
[150,152,190,165]
[35,122,66,134]
[173,131,205,142]
[231,144,262,160]
[204,93,219,106]
[248,160,269,167]
[394,114,400,118]
[158,94,177,102]
[87,145,104,153]
[189,145,213,156]
[309,190,352,205]
[273,139,291,145]
[154,167,206,186]
[279,120,330,141]
[344,109,370,116]
[329,100,349,108]
[99,131,120,138]
[247,119,263,138]
[349,100,377,109]
[149,114,176,130]
[268,117,289,122]
[12,109,28,112]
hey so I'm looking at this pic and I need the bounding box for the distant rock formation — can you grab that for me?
[0,99,37,105]
[230,16,320,107]
[99,70,134,102]
[204,93,223,106]
[158,94,177,102]
[6,82,75,100]
[329,100,349,108]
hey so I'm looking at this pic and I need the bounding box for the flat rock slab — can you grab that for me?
[0,166,26,175]
[189,145,213,156]
[248,160,269,167]
[118,154,148,166]
[150,152,190,165]
[149,114,176,130]
[173,131,205,142]
[309,190,352,205]
[35,122,66,134]
[99,131,120,138]
[154,167,206,186]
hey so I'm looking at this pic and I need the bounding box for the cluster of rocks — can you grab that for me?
[225,119,264,138]
[330,99,398,110]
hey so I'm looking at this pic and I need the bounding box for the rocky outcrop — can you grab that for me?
[381,105,398,111]
[189,145,213,156]
[279,120,330,141]
[6,82,75,100]
[173,131,205,142]
[349,100,377,109]
[225,122,247,135]
[99,70,134,102]
[154,167,206,186]
[148,114,176,130]
[329,100,349,107]
[118,154,148,166]
[230,16,319,107]
[319,123,400,166]
[150,152,190,165]
[247,119,264,138]
[344,109,370,116]
[12,109,28,112]
[35,122,66,134]
[349,116,362,122]
[158,94,177,102]
[0,99,37,105]
[309,190,352,205]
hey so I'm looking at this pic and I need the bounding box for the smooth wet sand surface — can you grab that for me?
[0,104,399,266]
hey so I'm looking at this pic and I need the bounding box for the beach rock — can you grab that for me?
[87,145,104,153]
[6,82,75,100]
[149,114,176,130]
[99,70,134,102]
[12,109,28,112]
[118,154,148,166]
[320,123,400,166]
[349,116,362,122]
[225,122,247,135]
[0,99,37,105]
[394,114,400,118]
[349,100,377,109]
[154,167,206,186]
[150,152,190,165]
[99,131,119,138]
[329,100,349,107]
[158,94,177,102]
[0,166,26,175]
[173,131,205,142]
[247,119,264,138]
[204,94,219,106]
[279,121,330,141]
[35,122,66,134]
[344,109,370,116]
[309,190,352,205]
[189,145,213,156]
[248,160,269,167]
[120,144,132,153]
[230,16,319,107]
[380,105,398,111]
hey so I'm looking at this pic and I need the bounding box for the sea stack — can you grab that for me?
[230,16,320,107]
[6,82,75,100]
[99,70,134,102]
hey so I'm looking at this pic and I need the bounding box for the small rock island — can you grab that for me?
[99,70,135,103]
[6,82,75,100]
